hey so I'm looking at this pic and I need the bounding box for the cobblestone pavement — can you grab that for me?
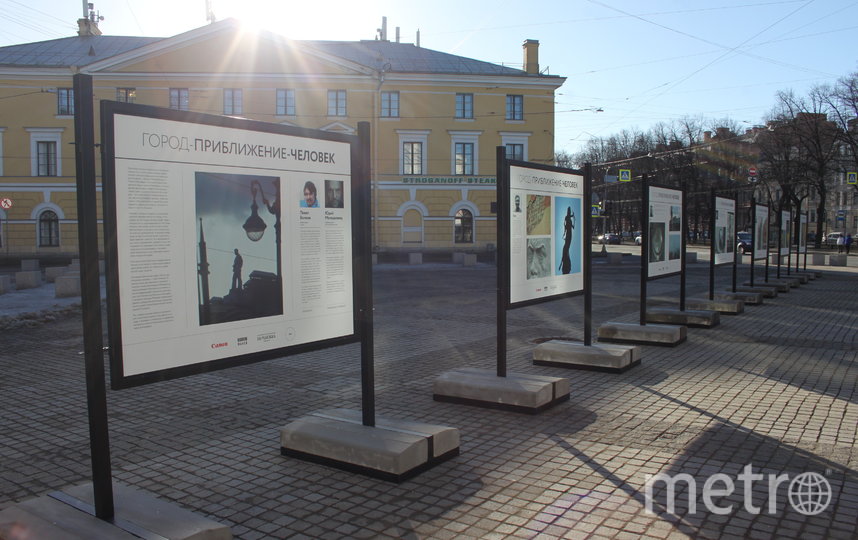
[1,256,856,539]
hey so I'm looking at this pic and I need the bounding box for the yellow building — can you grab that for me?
[0,17,564,260]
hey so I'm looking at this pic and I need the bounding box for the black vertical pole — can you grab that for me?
[750,198,756,288]
[764,205,770,283]
[803,213,808,271]
[73,74,114,520]
[496,147,508,378]
[679,184,687,311]
[731,192,738,293]
[786,207,792,275]
[583,163,593,347]
[776,208,783,279]
[640,175,649,326]
[355,122,375,427]
[709,189,716,301]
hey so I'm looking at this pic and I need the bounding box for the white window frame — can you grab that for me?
[397,130,430,176]
[328,89,347,117]
[500,132,532,162]
[57,88,74,116]
[451,200,480,244]
[506,94,524,121]
[381,91,399,118]
[170,88,189,111]
[449,131,481,176]
[276,88,296,116]
[116,88,136,103]
[455,93,474,120]
[223,88,242,115]
[27,128,64,177]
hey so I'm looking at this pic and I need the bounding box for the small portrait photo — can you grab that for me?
[526,238,551,280]
[669,205,682,231]
[514,194,522,213]
[300,180,319,208]
[649,222,665,263]
[668,233,681,260]
[325,180,344,209]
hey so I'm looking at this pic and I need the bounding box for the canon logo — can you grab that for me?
[211,342,228,349]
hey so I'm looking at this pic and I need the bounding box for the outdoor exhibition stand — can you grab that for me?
[742,198,781,298]
[697,190,745,314]
[434,149,586,412]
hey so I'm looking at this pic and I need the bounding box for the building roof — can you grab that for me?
[0,36,162,67]
[0,20,558,79]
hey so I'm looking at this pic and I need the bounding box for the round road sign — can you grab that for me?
[749,167,757,177]
[0,198,11,210]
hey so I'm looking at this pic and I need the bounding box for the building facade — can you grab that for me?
[0,17,564,259]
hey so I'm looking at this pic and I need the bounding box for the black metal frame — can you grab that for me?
[709,193,737,300]
[502,157,589,310]
[101,101,366,390]
[644,182,685,283]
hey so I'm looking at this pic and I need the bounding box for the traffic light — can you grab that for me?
[602,200,611,217]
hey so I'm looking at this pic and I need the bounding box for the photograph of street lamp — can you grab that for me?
[195,171,283,326]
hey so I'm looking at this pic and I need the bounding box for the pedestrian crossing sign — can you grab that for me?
[619,169,631,182]
[848,171,857,185]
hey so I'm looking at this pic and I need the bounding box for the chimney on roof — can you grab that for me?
[77,2,103,36]
[703,131,712,142]
[523,39,539,74]
[377,16,388,41]
[396,27,400,43]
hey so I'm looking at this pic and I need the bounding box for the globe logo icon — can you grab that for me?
[788,472,832,515]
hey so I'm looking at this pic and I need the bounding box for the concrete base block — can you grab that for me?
[0,483,232,540]
[768,277,800,288]
[646,307,720,328]
[55,275,82,298]
[786,273,810,284]
[716,291,764,305]
[280,409,459,482]
[791,272,815,281]
[14,270,42,290]
[533,340,641,372]
[0,275,10,294]
[21,258,40,271]
[686,252,698,263]
[409,252,423,265]
[597,322,686,347]
[452,252,464,264]
[829,254,847,266]
[686,299,744,315]
[45,266,66,283]
[462,253,477,266]
[735,285,778,298]
[433,368,569,414]
[743,280,789,292]
[811,253,826,265]
[606,252,622,264]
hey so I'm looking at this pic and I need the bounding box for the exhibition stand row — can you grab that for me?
[0,74,822,539]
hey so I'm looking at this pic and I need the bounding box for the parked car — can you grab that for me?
[736,231,752,254]
[599,233,622,245]
[825,232,843,248]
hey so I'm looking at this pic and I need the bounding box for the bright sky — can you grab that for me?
[2,0,856,156]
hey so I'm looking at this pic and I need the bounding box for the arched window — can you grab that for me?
[454,209,473,243]
[39,210,59,247]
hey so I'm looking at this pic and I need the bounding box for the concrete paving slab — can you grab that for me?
[532,340,640,372]
[597,321,687,346]
[646,307,720,328]
[433,368,569,414]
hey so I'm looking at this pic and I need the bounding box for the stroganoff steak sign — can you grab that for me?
[509,164,584,305]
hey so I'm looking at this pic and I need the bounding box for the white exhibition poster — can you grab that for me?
[647,186,683,278]
[780,209,791,256]
[111,113,353,377]
[754,204,769,260]
[799,213,808,254]
[509,164,584,304]
[713,196,736,266]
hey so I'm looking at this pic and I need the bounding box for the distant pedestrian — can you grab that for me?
[846,234,853,255]
[837,234,845,253]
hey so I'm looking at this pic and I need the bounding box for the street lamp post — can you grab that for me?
[243,179,282,281]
